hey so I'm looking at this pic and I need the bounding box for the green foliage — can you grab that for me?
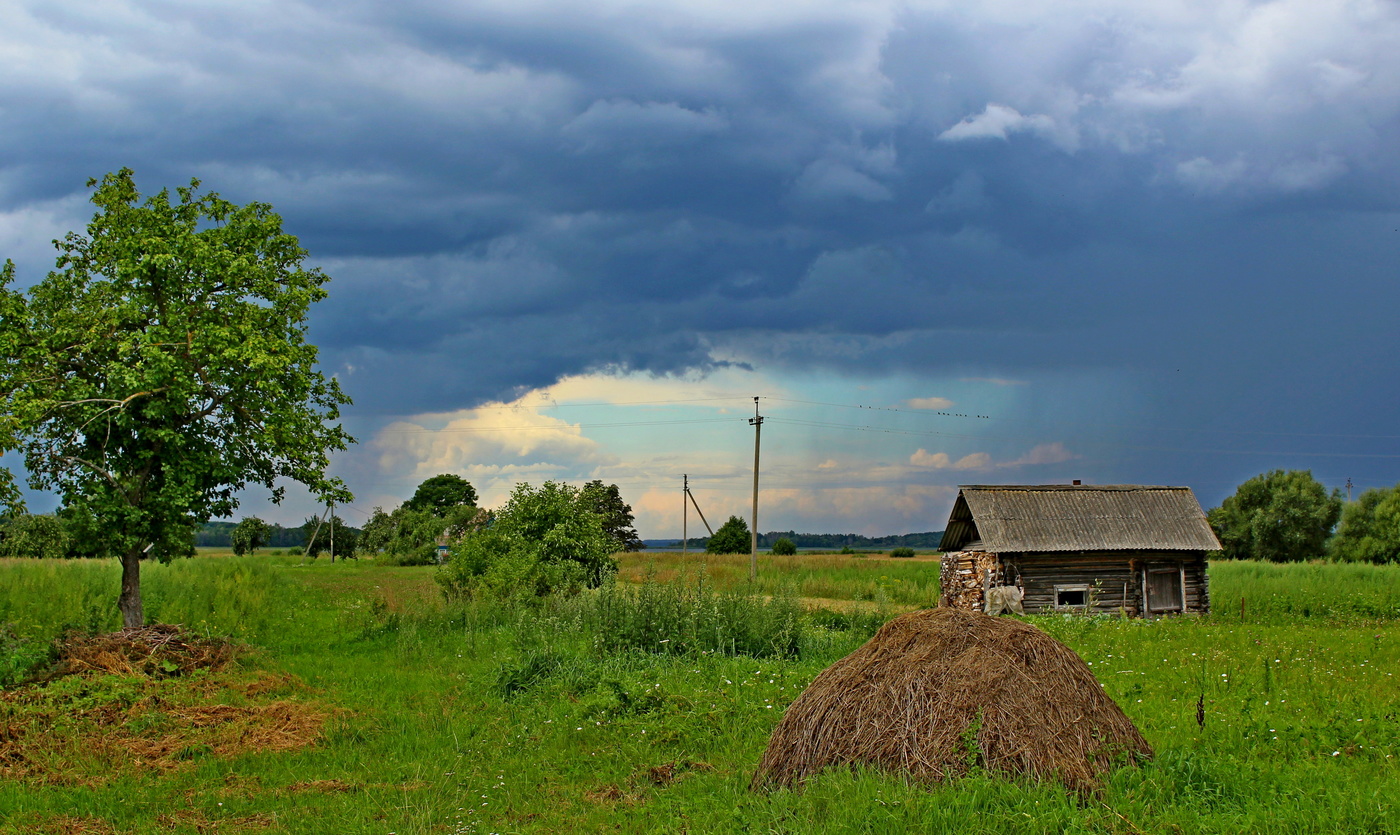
[771,537,797,556]
[1208,469,1342,562]
[1329,484,1400,564]
[302,514,358,560]
[437,481,618,601]
[579,480,644,551]
[231,516,271,556]
[706,515,751,555]
[404,474,477,516]
[0,513,70,559]
[889,546,916,558]
[1210,559,1400,621]
[583,568,803,658]
[360,502,485,560]
[0,169,352,626]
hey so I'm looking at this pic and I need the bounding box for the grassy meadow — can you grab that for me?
[1,552,1398,834]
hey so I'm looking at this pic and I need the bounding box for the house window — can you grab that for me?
[1055,584,1090,609]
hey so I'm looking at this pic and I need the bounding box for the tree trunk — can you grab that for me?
[119,549,144,629]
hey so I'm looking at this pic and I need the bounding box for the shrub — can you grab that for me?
[771,537,797,556]
[706,516,751,555]
[437,481,617,602]
[890,546,916,558]
[0,514,69,559]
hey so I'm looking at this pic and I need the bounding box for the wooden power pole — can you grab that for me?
[749,396,763,581]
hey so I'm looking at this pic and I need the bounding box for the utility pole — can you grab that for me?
[1347,477,1353,502]
[749,396,763,582]
[329,501,335,563]
[682,474,688,557]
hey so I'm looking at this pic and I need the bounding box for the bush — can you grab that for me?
[0,514,69,559]
[706,516,751,555]
[889,546,916,558]
[437,482,617,602]
[771,537,797,556]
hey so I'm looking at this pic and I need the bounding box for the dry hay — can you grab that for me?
[0,626,330,784]
[40,624,237,681]
[752,608,1152,793]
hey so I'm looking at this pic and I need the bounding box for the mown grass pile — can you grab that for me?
[753,609,1153,793]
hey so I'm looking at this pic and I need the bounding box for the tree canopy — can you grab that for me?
[1207,469,1341,563]
[404,474,478,516]
[302,514,358,560]
[1329,484,1400,564]
[580,480,644,552]
[0,169,352,626]
[231,517,271,556]
[706,515,751,555]
[437,481,618,601]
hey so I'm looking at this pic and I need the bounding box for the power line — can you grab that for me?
[375,417,740,434]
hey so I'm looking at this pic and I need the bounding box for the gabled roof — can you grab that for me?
[938,484,1222,553]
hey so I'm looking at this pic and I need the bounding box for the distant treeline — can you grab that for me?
[668,530,945,551]
[196,521,343,549]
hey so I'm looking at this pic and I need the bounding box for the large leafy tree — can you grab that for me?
[706,515,751,555]
[404,473,477,516]
[580,480,644,552]
[0,170,352,626]
[1329,484,1400,564]
[1207,469,1341,563]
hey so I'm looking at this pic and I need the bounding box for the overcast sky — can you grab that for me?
[3,0,1398,537]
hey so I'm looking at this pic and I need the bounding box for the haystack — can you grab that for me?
[752,609,1151,793]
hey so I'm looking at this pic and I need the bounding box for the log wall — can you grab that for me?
[1000,551,1209,616]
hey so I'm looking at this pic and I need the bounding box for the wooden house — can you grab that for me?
[938,484,1220,616]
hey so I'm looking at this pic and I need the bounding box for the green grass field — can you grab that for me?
[2,553,1398,834]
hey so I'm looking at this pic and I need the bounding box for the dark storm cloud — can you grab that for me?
[4,0,1400,504]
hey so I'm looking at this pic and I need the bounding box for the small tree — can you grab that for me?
[0,513,70,559]
[580,480,644,551]
[303,514,358,560]
[231,516,271,556]
[1208,470,1341,563]
[1,170,352,626]
[771,537,797,556]
[707,515,751,555]
[404,474,477,516]
[1329,484,1400,564]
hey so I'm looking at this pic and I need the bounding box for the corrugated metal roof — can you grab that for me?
[938,484,1222,553]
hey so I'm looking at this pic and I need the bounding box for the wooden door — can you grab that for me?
[1145,567,1183,612]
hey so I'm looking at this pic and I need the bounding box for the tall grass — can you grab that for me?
[1208,560,1400,622]
[579,569,804,658]
[0,556,297,644]
[617,552,940,607]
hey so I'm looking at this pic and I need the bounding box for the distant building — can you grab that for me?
[938,484,1220,616]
